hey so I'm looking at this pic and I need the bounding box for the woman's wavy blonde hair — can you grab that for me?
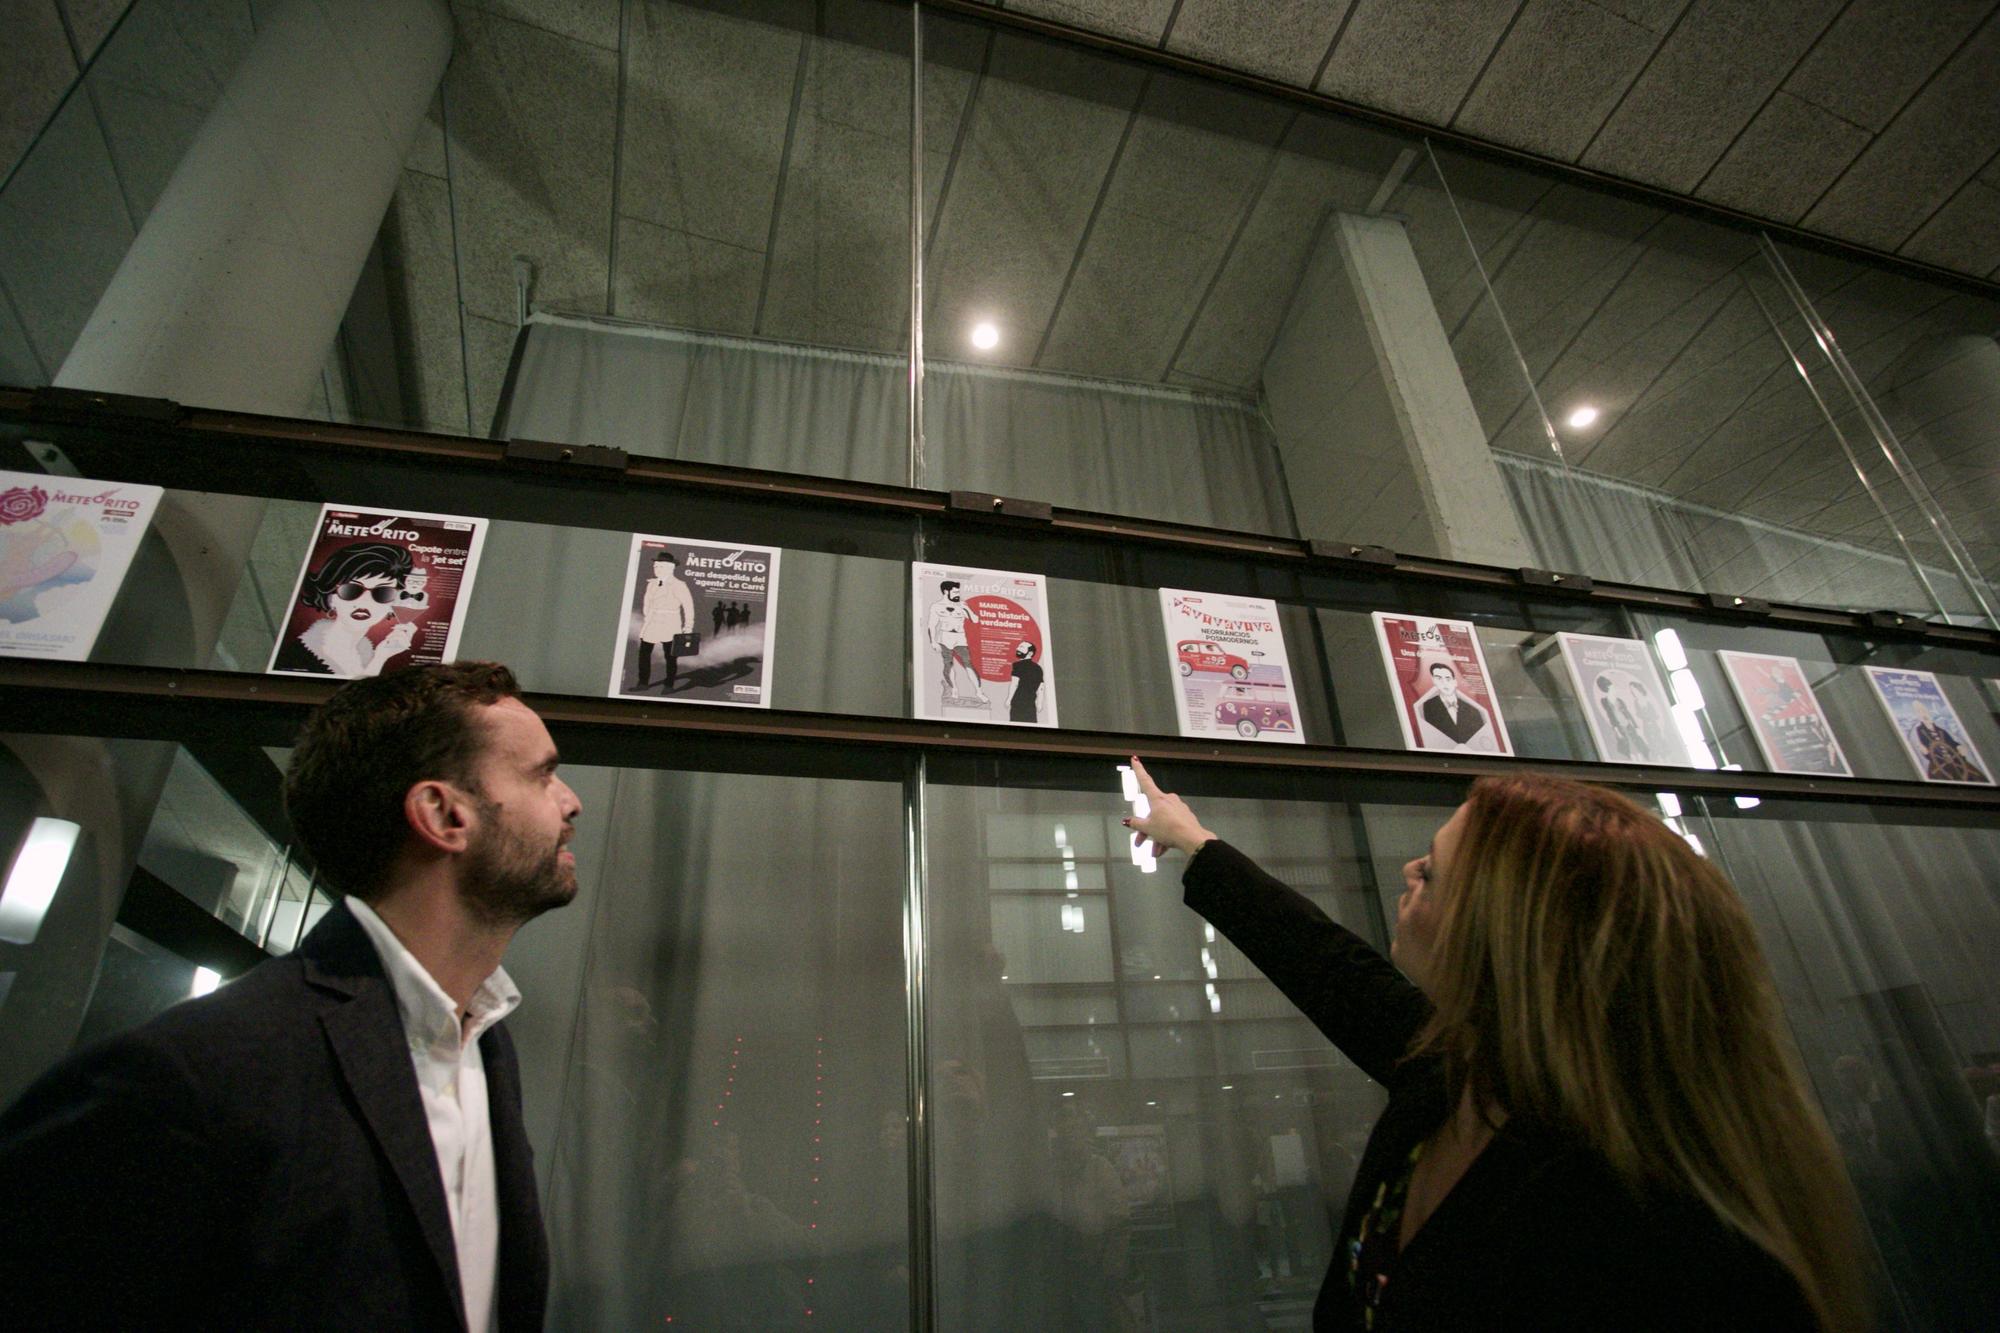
[1411,774,1867,1332]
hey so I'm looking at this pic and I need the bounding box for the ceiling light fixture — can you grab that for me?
[1566,405,1600,430]
[970,320,1000,351]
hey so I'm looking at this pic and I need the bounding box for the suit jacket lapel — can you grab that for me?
[481,1025,550,1332]
[302,904,467,1331]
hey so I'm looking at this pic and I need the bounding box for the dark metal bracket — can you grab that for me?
[29,385,185,424]
[1519,567,1595,594]
[948,490,1054,524]
[1309,540,1397,567]
[1705,592,1772,616]
[505,437,629,472]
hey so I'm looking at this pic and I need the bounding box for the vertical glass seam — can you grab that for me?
[902,751,935,1333]
[909,2,927,489]
[1757,234,1998,626]
[1739,257,1954,622]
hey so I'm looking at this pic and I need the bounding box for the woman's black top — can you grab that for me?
[1183,840,1817,1332]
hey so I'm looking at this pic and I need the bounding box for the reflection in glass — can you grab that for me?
[927,779,1392,1329]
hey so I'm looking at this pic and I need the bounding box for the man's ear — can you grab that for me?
[405,779,476,854]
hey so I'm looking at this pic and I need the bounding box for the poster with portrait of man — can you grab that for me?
[267,504,487,680]
[1862,666,1993,786]
[1716,650,1852,777]
[608,534,781,707]
[1372,612,1512,755]
[1554,632,1693,767]
[912,563,1058,727]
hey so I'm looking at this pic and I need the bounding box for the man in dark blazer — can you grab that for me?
[0,661,580,1329]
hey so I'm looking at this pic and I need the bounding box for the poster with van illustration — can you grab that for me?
[1372,612,1512,754]
[1158,588,1302,743]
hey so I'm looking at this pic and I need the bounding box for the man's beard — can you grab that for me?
[463,798,576,928]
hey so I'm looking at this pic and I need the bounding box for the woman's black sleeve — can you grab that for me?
[1183,839,1433,1085]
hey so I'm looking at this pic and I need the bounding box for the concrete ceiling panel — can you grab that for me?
[1782,0,1994,133]
[60,0,133,65]
[1316,0,1520,128]
[619,0,803,247]
[467,0,621,50]
[1581,0,1845,192]
[0,93,134,374]
[760,114,909,350]
[0,280,46,384]
[921,35,1145,370]
[446,5,618,325]
[3,1,77,183]
[1165,0,1350,87]
[1173,149,1383,388]
[1037,205,1224,379]
[86,0,255,108]
[1006,0,1176,47]
[613,214,762,334]
[1803,14,2000,251]
[1454,0,1665,162]
[1898,178,2000,278]
[463,310,519,437]
[1694,92,1870,223]
[90,80,207,226]
[382,168,469,435]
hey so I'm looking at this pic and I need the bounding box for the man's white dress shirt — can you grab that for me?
[348,897,521,1333]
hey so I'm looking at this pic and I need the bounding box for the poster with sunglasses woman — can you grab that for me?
[266,505,488,680]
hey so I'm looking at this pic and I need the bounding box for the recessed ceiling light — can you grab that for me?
[970,320,1000,351]
[1566,405,1600,430]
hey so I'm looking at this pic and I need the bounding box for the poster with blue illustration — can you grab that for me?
[1862,666,1992,786]
[0,469,162,661]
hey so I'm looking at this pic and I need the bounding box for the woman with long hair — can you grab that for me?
[1124,759,1866,1332]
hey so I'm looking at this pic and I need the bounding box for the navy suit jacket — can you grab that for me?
[0,900,549,1330]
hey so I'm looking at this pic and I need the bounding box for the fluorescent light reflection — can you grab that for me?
[970,320,1000,351]
[191,967,221,998]
[1566,405,1600,429]
[0,818,81,945]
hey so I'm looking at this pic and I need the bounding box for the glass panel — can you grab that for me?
[925,765,1394,1329]
[1421,143,1958,617]
[0,0,258,396]
[488,0,914,477]
[920,12,1439,539]
[532,765,909,1328]
[136,747,289,940]
[1691,795,2000,1329]
[1770,243,2000,627]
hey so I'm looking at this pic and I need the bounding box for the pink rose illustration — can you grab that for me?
[0,486,49,525]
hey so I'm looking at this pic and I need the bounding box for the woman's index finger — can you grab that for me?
[1129,755,1166,799]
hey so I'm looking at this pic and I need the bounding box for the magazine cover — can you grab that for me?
[609,534,782,707]
[1716,650,1852,777]
[1862,666,1993,786]
[0,469,163,661]
[1371,612,1512,754]
[267,504,487,680]
[1158,588,1302,743]
[1554,632,1692,766]
[911,563,1057,726]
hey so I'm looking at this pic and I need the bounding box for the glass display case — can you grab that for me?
[1,388,1996,1329]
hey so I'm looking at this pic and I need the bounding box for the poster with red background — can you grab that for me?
[267,504,487,680]
[911,562,1058,727]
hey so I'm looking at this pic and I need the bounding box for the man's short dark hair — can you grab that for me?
[284,662,520,900]
[1429,662,1457,678]
[940,579,960,596]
